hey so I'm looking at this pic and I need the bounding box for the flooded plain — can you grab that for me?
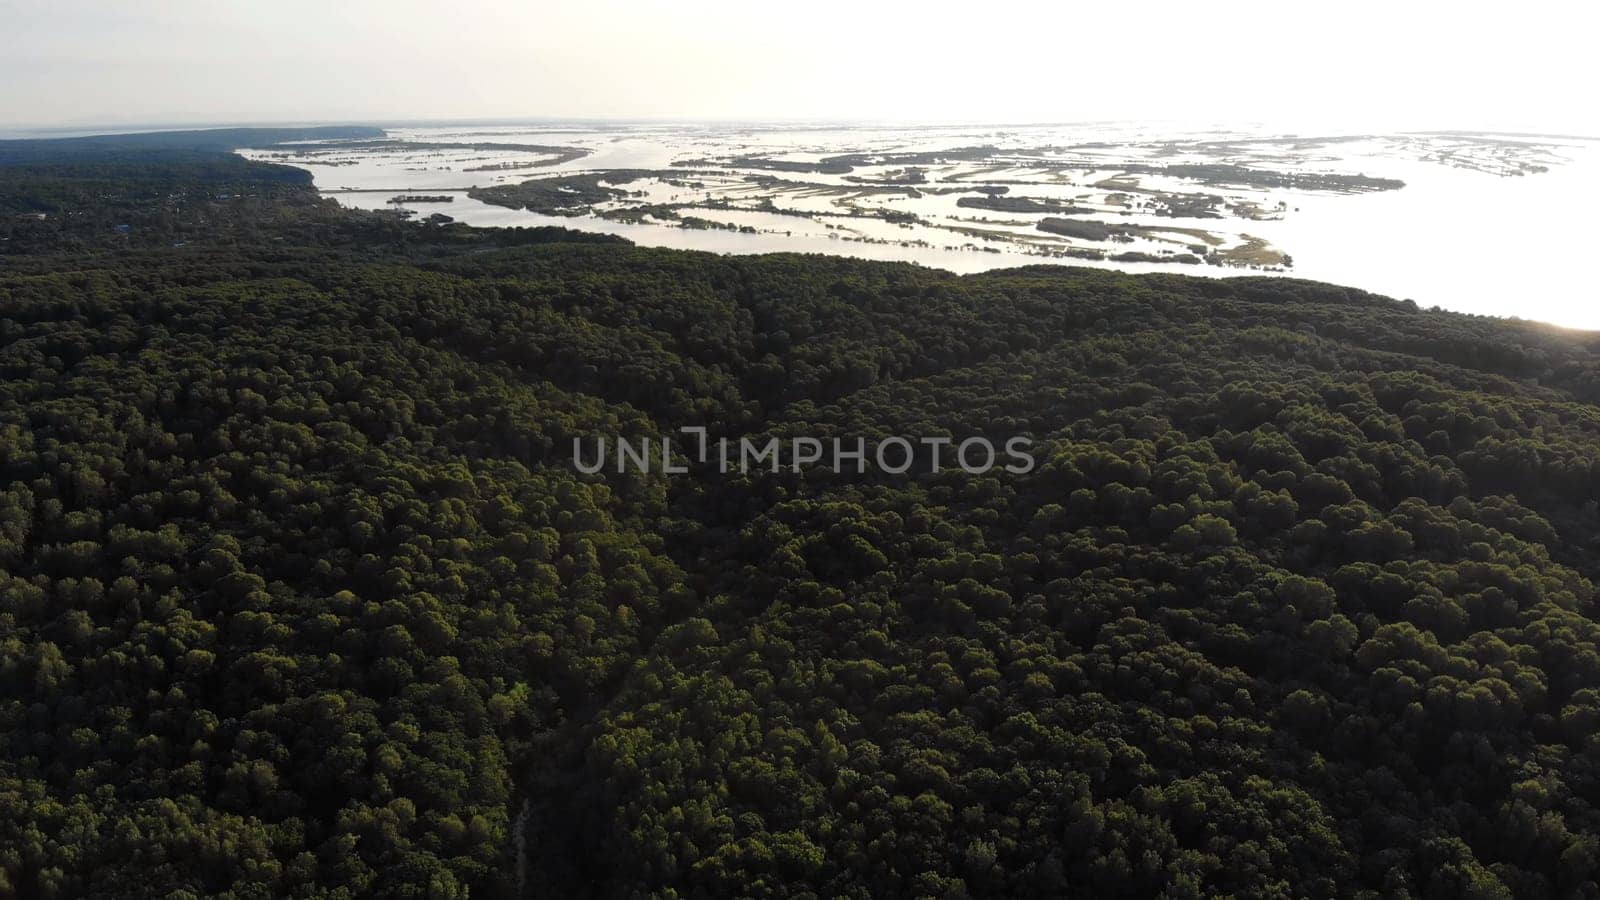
[241,122,1600,329]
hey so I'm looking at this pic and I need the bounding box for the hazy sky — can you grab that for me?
[1,0,1592,133]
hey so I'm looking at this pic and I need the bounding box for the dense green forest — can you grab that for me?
[4,136,1600,899]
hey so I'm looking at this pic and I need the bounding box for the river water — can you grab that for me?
[243,122,1600,330]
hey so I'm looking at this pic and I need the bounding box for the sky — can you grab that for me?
[0,0,1593,134]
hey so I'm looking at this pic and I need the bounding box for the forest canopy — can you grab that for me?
[3,142,1600,899]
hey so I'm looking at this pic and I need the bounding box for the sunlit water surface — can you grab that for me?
[243,123,1600,330]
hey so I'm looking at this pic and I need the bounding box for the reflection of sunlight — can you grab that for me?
[242,124,1600,330]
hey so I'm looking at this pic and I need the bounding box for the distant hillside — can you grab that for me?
[0,125,384,164]
[0,130,383,244]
